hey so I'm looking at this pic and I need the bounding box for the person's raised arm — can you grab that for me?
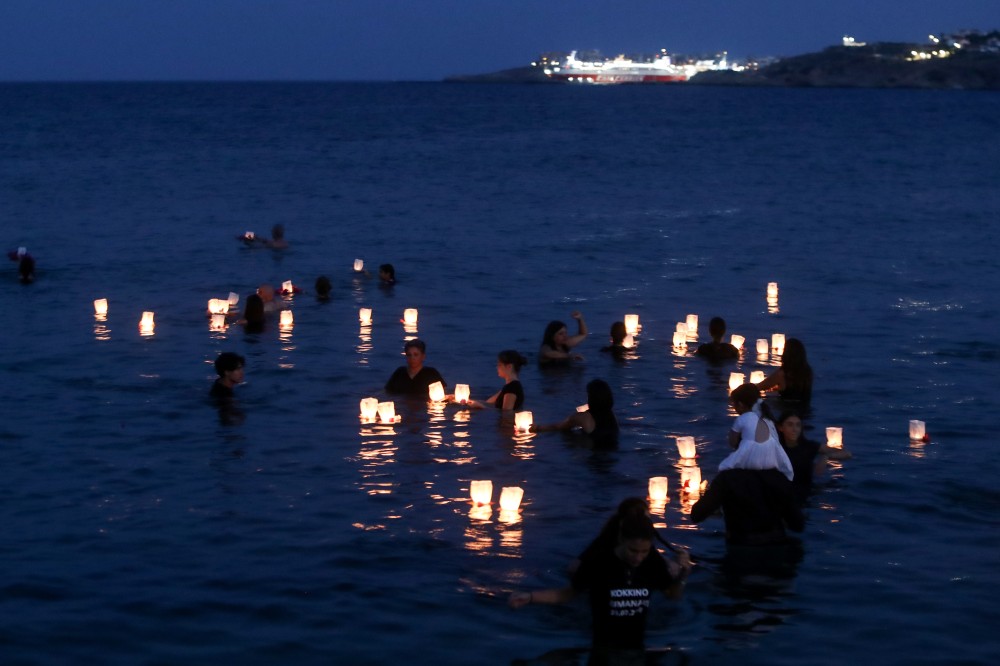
[566,311,589,348]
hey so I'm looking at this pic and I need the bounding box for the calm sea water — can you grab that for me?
[2,82,999,665]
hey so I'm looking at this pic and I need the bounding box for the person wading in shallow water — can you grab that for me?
[384,339,446,398]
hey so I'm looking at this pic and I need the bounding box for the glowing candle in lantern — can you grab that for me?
[139,311,155,334]
[756,339,769,355]
[672,331,687,348]
[377,401,396,424]
[208,298,229,315]
[771,333,786,355]
[470,480,493,505]
[576,404,589,413]
[279,310,294,329]
[730,334,745,351]
[359,397,379,420]
[514,411,533,433]
[826,426,843,449]
[750,370,766,384]
[359,307,373,325]
[228,292,240,307]
[93,298,108,316]
[648,477,668,502]
[499,486,524,511]
[624,314,639,335]
[210,314,226,331]
[675,322,688,335]
[354,259,364,272]
[675,436,696,459]
[428,381,446,403]
[729,372,745,392]
[686,314,699,338]
[622,334,634,349]
[681,465,702,496]
[909,420,926,441]
[454,384,471,404]
[767,282,779,299]
[282,280,294,294]
[403,308,418,326]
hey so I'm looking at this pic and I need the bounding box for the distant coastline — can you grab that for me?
[445,31,1000,90]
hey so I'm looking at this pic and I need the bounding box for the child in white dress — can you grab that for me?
[719,384,794,481]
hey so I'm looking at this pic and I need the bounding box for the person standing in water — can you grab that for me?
[539,311,588,364]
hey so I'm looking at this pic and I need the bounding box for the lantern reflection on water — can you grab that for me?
[622,334,634,349]
[909,419,926,441]
[359,397,379,421]
[499,486,524,511]
[624,314,639,335]
[454,384,471,404]
[428,381,446,403]
[470,480,493,506]
[514,411,533,433]
[675,436,696,459]
[94,298,108,316]
[730,334,745,351]
[648,477,668,502]
[826,426,843,449]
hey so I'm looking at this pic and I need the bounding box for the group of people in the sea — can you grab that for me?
[205,227,853,663]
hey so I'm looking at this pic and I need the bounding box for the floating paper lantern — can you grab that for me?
[730,334,745,351]
[282,280,294,294]
[675,322,688,335]
[909,420,926,441]
[622,334,635,349]
[359,397,379,420]
[756,339,769,355]
[428,381,446,403]
[244,230,255,240]
[359,307,373,325]
[676,436,696,459]
[514,411,533,433]
[648,477,669,502]
[750,370,766,384]
[210,314,226,331]
[403,308,418,326]
[672,331,687,347]
[377,401,396,424]
[208,298,229,315]
[499,486,524,511]
[767,282,779,299]
[729,372,745,392]
[228,292,240,307]
[354,258,364,272]
[624,314,640,335]
[686,314,699,338]
[680,465,702,495]
[576,404,589,413]
[771,333,786,355]
[93,298,108,316]
[454,384,471,404]
[139,311,155,334]
[280,310,294,328]
[470,480,493,506]
[826,426,843,449]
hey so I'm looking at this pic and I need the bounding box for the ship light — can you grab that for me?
[826,427,843,449]
[648,477,668,502]
[470,480,493,506]
[676,436,696,459]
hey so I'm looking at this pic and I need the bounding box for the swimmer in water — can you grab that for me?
[461,350,527,411]
[534,379,619,448]
[539,311,588,364]
[695,316,739,363]
[776,411,852,503]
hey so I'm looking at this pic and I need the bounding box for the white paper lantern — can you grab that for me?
[208,298,229,315]
[648,477,669,502]
[210,314,226,331]
[359,397,379,420]
[676,436,696,459]
[680,465,702,495]
[729,372,745,392]
[826,426,843,449]
[470,480,493,505]
[228,292,240,307]
[685,314,699,338]
[767,282,779,299]
[403,308,418,326]
[756,339,769,355]
[576,403,589,413]
[354,258,364,272]
[771,333,786,355]
[909,419,926,440]
[499,486,524,511]
[672,331,687,347]
[280,310,294,328]
[514,411,533,433]
[730,334,745,350]
[624,314,639,335]
[282,280,294,294]
[93,298,108,316]
[428,381,446,403]
[675,322,688,335]
[139,311,155,334]
[622,334,635,349]
[750,370,766,384]
[377,401,396,424]
[359,307,373,325]
[454,384,471,404]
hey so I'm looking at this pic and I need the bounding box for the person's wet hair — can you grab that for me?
[215,352,245,376]
[542,320,567,348]
[609,321,626,344]
[618,512,656,542]
[315,275,332,298]
[497,349,527,370]
[732,382,774,420]
[708,316,726,340]
[404,339,426,354]
[586,379,614,412]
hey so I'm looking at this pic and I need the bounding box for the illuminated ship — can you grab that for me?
[542,50,731,84]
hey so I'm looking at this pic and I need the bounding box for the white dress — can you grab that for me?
[719,405,794,481]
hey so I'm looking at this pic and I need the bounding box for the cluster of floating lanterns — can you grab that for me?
[469,480,525,523]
